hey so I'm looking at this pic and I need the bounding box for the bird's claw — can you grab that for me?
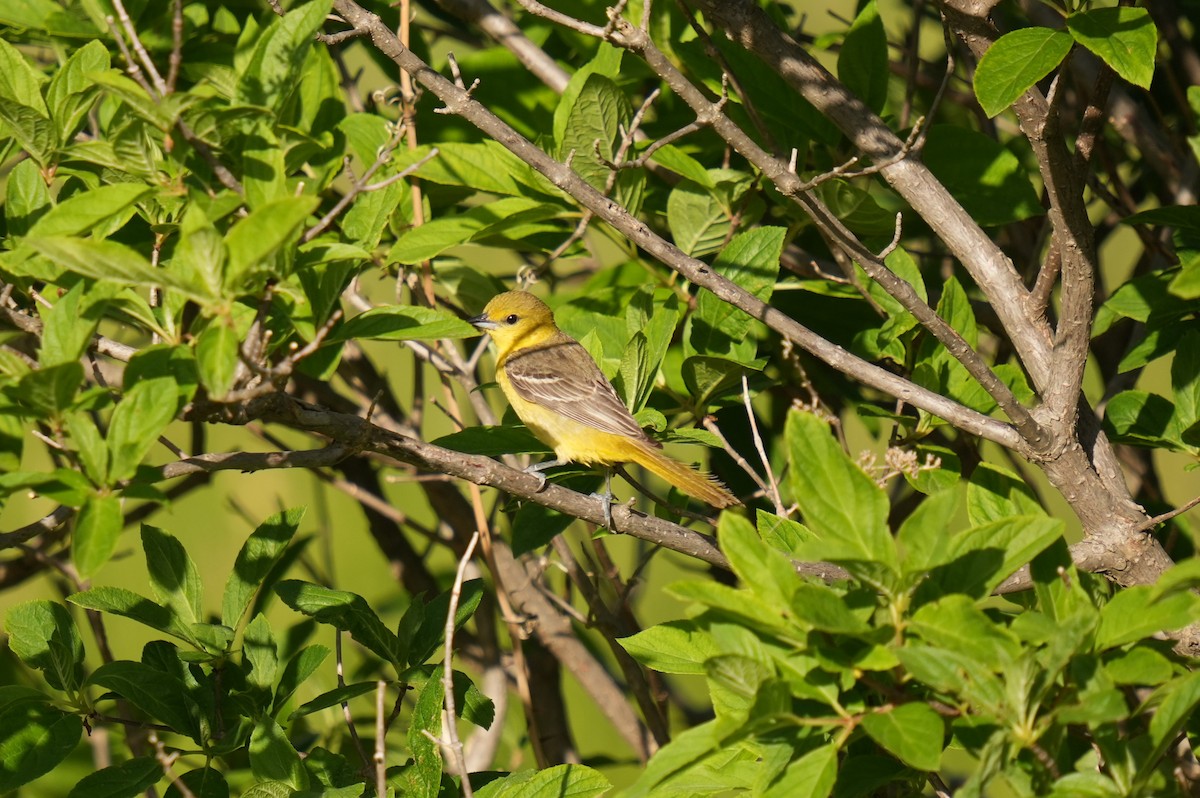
[523,458,564,492]
[589,491,614,530]
[523,467,548,492]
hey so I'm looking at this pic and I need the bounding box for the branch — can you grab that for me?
[438,0,570,93]
[184,392,730,569]
[0,506,74,550]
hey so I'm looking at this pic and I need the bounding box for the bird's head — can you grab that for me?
[469,291,558,354]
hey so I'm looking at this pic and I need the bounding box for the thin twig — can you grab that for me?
[742,376,784,515]
[336,631,371,768]
[375,680,387,798]
[441,531,480,797]
[166,0,184,93]
[1133,494,1200,534]
[701,416,771,499]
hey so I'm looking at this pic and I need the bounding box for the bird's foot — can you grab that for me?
[589,490,616,531]
[591,468,617,530]
[523,458,566,492]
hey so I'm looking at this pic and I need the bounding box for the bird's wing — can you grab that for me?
[504,338,656,444]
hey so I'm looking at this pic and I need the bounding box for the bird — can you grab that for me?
[469,290,740,522]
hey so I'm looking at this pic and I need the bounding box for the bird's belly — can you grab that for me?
[506,392,633,466]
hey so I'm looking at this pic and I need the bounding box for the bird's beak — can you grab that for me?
[469,313,498,331]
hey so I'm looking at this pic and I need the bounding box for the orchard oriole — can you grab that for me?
[470,291,739,516]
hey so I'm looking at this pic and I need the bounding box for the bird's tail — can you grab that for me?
[626,443,740,509]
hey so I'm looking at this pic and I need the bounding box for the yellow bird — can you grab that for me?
[470,291,739,516]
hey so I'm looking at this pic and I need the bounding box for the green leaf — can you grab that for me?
[1067,8,1158,90]
[625,287,681,411]
[510,494,589,556]
[171,205,227,302]
[69,587,195,645]
[619,721,719,798]
[1104,647,1174,686]
[925,515,1063,599]
[332,305,477,342]
[974,28,1074,117]
[763,744,837,798]
[40,280,119,368]
[909,595,1021,664]
[474,763,611,798]
[25,236,212,302]
[649,144,713,186]
[235,0,333,111]
[720,512,798,608]
[681,355,760,410]
[107,376,178,483]
[789,582,871,635]
[223,196,318,293]
[389,197,560,263]
[194,322,240,401]
[0,39,53,165]
[838,1,888,114]
[4,157,51,238]
[552,42,622,147]
[755,510,814,557]
[141,525,204,626]
[4,600,85,693]
[407,580,485,666]
[289,681,376,720]
[860,702,944,771]
[274,580,400,665]
[66,756,161,798]
[221,507,305,629]
[706,654,771,729]
[73,494,123,578]
[0,36,47,113]
[0,700,82,792]
[243,614,278,704]
[786,410,896,572]
[897,488,960,575]
[619,620,718,675]
[432,425,548,457]
[1104,390,1189,451]
[1140,671,1200,786]
[667,580,786,634]
[45,40,108,147]
[86,71,185,131]
[1094,586,1200,649]
[15,361,84,415]
[89,661,200,741]
[921,126,1044,226]
[557,73,630,194]
[271,644,330,716]
[614,331,648,410]
[407,676,443,798]
[249,716,309,791]
[163,768,228,798]
[1171,331,1200,436]
[691,227,785,361]
[456,669,495,730]
[26,184,152,239]
[668,179,734,258]
[966,463,1044,525]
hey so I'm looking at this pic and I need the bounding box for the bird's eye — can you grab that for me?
[505,314,519,324]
